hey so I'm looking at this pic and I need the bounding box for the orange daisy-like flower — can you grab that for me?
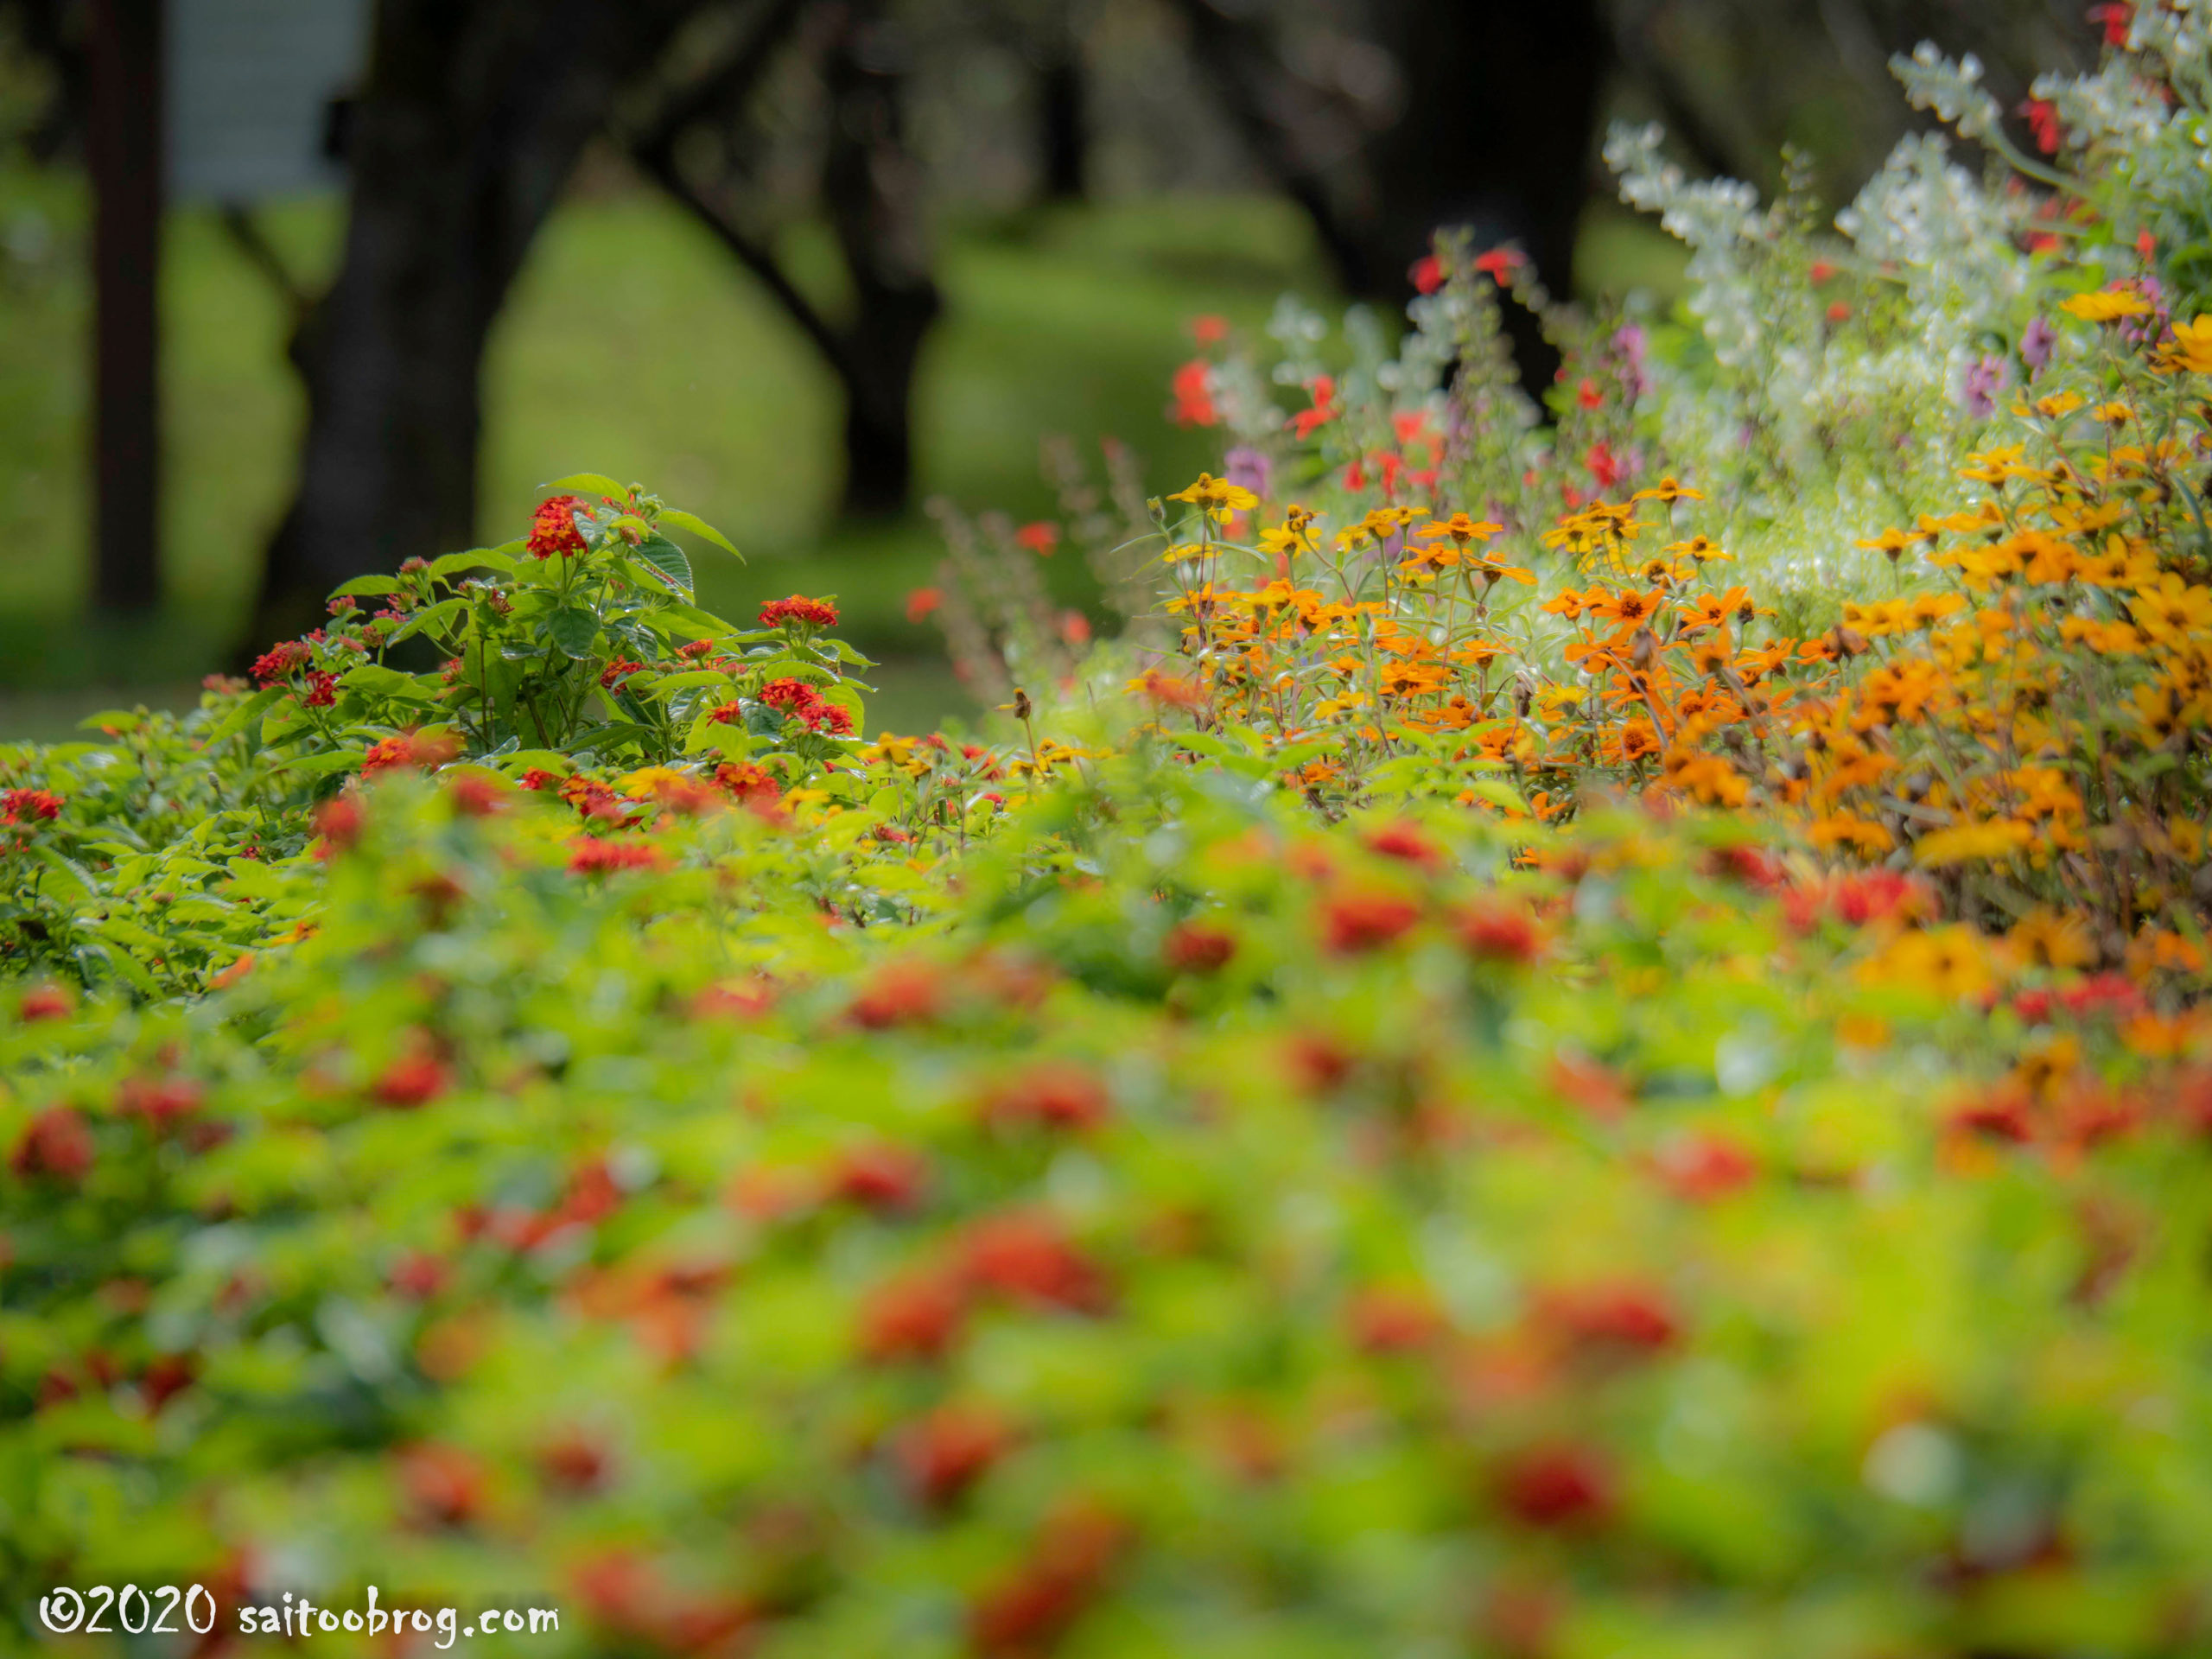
[1584,588,1667,629]
[1631,476,1704,505]
[1418,513,1505,546]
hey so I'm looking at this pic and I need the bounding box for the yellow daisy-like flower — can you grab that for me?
[2158,315,2212,374]
[1169,473,1260,512]
[1631,476,1704,505]
[2059,289,2152,323]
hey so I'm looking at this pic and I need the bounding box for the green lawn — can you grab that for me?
[0,162,1681,738]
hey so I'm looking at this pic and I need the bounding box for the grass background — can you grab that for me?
[0,161,1682,739]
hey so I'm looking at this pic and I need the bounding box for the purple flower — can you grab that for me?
[1224,446,1272,503]
[1611,325,1652,398]
[2021,315,2056,376]
[2119,277,2170,348]
[1959,354,2013,421]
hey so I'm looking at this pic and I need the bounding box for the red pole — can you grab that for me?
[87,0,162,615]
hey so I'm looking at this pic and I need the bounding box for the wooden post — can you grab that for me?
[87,0,162,615]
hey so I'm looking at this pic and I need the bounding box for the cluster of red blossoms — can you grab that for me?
[3,788,64,826]
[568,837,665,877]
[710,678,853,736]
[758,594,838,630]
[249,637,340,707]
[360,730,461,779]
[526,495,590,560]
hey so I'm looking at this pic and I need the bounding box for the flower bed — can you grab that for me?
[4,16,2211,1656]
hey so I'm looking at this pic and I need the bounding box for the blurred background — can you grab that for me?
[0,0,2098,738]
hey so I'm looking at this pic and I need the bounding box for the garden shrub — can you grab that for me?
[4,15,2212,1656]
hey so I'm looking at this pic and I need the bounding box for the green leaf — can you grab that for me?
[631,534,694,594]
[543,473,629,499]
[339,664,421,697]
[29,844,98,897]
[71,934,161,998]
[384,596,467,646]
[1457,778,1533,815]
[493,749,572,775]
[76,709,143,733]
[827,639,878,668]
[637,669,733,693]
[203,685,285,747]
[328,575,404,598]
[429,544,520,579]
[817,679,868,728]
[569,721,657,753]
[658,508,743,562]
[270,748,369,779]
[548,607,601,659]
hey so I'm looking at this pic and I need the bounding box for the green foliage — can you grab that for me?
[5,23,2212,1658]
[7,760,2209,1656]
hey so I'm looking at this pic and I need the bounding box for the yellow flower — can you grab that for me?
[1664,535,1731,564]
[2059,289,2152,322]
[1855,527,1916,561]
[1417,512,1503,545]
[1959,447,2047,486]
[1865,924,1994,1000]
[617,765,696,799]
[1911,819,2034,868]
[2009,908,2095,970]
[2126,573,2212,645]
[1632,476,1704,505]
[1169,473,1260,512]
[2159,315,2212,374]
[1810,815,1895,855]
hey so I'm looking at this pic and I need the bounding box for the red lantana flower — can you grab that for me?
[759,594,839,630]
[249,639,313,686]
[527,494,588,559]
[567,836,664,876]
[757,677,854,735]
[10,1106,93,1182]
[2,788,64,824]
[1321,889,1422,953]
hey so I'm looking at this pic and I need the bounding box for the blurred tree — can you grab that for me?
[0,0,2100,651]
[0,0,84,162]
[244,0,713,649]
[623,0,941,520]
[1164,0,1609,392]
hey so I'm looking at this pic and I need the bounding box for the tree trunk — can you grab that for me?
[823,0,939,521]
[241,0,702,657]
[1036,50,1086,201]
[1356,0,1608,392]
[1168,0,1605,398]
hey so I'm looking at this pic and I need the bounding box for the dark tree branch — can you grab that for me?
[1158,0,1376,293]
[626,140,857,385]
[1607,4,1762,184]
[217,204,313,324]
[625,0,813,162]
